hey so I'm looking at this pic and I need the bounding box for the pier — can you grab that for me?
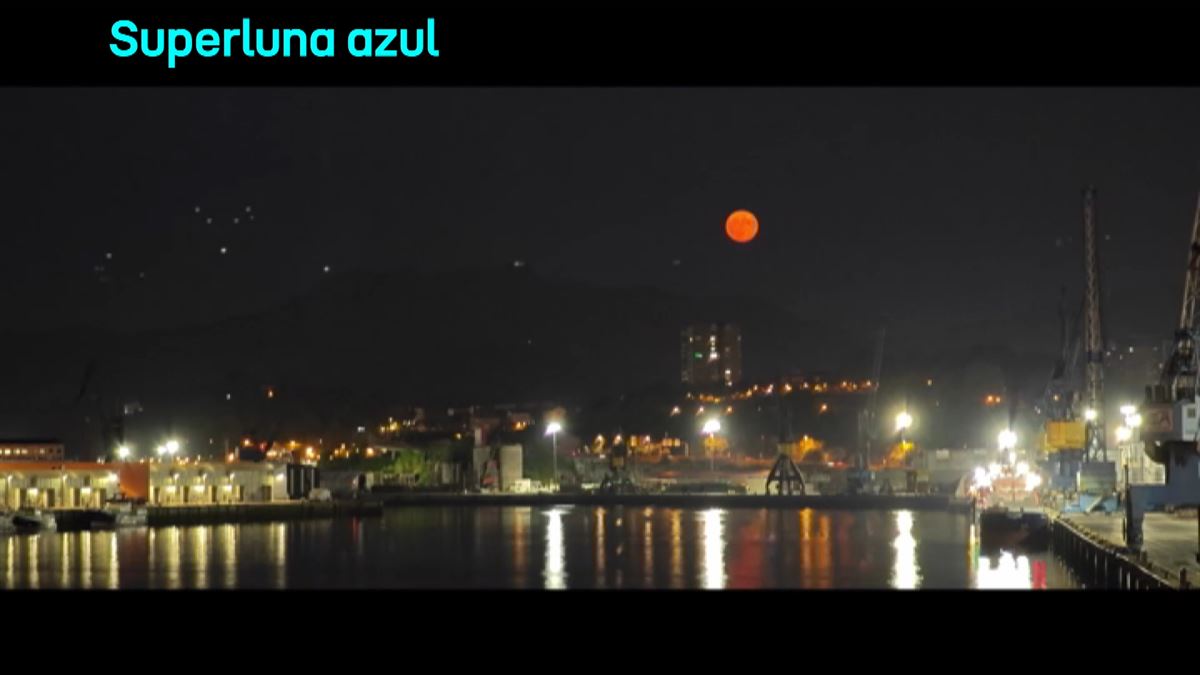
[46,500,382,531]
[1053,511,1198,589]
[379,491,974,512]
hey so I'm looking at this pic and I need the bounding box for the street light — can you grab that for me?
[1115,426,1133,443]
[895,411,913,433]
[116,445,132,461]
[1120,404,1137,417]
[165,440,180,455]
[998,429,1017,451]
[545,421,563,491]
[1084,408,1098,422]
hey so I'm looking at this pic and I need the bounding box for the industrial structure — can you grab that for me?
[1128,193,1200,551]
[1038,187,1117,511]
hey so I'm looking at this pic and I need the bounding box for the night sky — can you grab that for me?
[5,87,1200,448]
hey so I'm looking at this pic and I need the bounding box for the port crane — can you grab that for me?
[1128,193,1200,550]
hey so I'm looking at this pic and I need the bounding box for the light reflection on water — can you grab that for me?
[891,510,919,589]
[0,507,1076,589]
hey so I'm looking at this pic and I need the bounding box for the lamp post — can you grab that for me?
[545,421,562,491]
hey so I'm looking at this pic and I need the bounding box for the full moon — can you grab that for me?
[725,210,759,243]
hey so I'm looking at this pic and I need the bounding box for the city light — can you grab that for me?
[702,418,721,435]
[165,440,180,455]
[895,411,913,432]
[1115,426,1132,443]
[117,445,131,460]
[1120,404,1136,416]
[997,429,1017,451]
[1084,408,1098,422]
[1126,413,1142,428]
[545,421,563,436]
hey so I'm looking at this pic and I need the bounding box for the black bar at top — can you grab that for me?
[3,8,1198,86]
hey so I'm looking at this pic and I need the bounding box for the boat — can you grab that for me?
[12,508,57,533]
[979,506,1051,551]
[967,461,1051,551]
[101,500,148,528]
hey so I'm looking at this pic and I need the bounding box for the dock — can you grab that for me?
[146,500,383,526]
[379,491,974,512]
[1052,511,1198,589]
[46,500,382,531]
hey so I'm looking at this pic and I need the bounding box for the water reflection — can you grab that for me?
[221,525,237,589]
[700,508,726,589]
[642,510,654,586]
[669,509,683,589]
[0,507,1074,589]
[976,551,1032,589]
[891,510,919,589]
[108,532,119,590]
[543,508,566,589]
[594,507,605,588]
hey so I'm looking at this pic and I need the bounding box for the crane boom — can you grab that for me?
[1082,186,1106,461]
[1161,192,1200,401]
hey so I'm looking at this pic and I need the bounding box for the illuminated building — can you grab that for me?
[0,461,118,509]
[681,323,742,387]
[0,440,65,461]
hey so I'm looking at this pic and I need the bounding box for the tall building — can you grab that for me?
[681,323,742,387]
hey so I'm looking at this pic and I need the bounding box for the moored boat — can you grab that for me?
[12,508,57,533]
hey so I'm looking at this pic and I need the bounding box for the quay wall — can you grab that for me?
[1052,517,1185,590]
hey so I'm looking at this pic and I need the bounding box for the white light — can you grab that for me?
[1008,450,1017,465]
[1016,462,1030,476]
[165,440,180,455]
[998,429,1017,451]
[1120,404,1136,416]
[106,473,118,483]
[702,419,722,435]
[545,421,563,436]
[987,463,1001,478]
[275,473,285,481]
[1024,472,1043,491]
[155,445,166,456]
[1116,426,1132,443]
[544,508,566,589]
[701,509,727,589]
[116,446,131,460]
[892,510,919,589]
[1084,408,1098,422]
[1127,413,1142,428]
[895,411,913,432]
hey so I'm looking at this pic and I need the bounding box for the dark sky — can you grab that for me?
[6,87,1200,360]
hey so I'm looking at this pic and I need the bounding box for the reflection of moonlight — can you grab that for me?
[725,210,759,243]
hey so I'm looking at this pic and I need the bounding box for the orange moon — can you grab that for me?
[725,210,759,243]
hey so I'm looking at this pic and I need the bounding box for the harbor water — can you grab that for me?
[0,506,1077,589]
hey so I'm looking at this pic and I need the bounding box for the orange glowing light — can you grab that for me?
[725,210,759,243]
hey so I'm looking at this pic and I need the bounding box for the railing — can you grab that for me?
[1052,518,1182,590]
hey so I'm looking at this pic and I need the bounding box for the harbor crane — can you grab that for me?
[1127,192,1200,551]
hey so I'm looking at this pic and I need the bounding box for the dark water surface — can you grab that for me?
[0,506,1077,589]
